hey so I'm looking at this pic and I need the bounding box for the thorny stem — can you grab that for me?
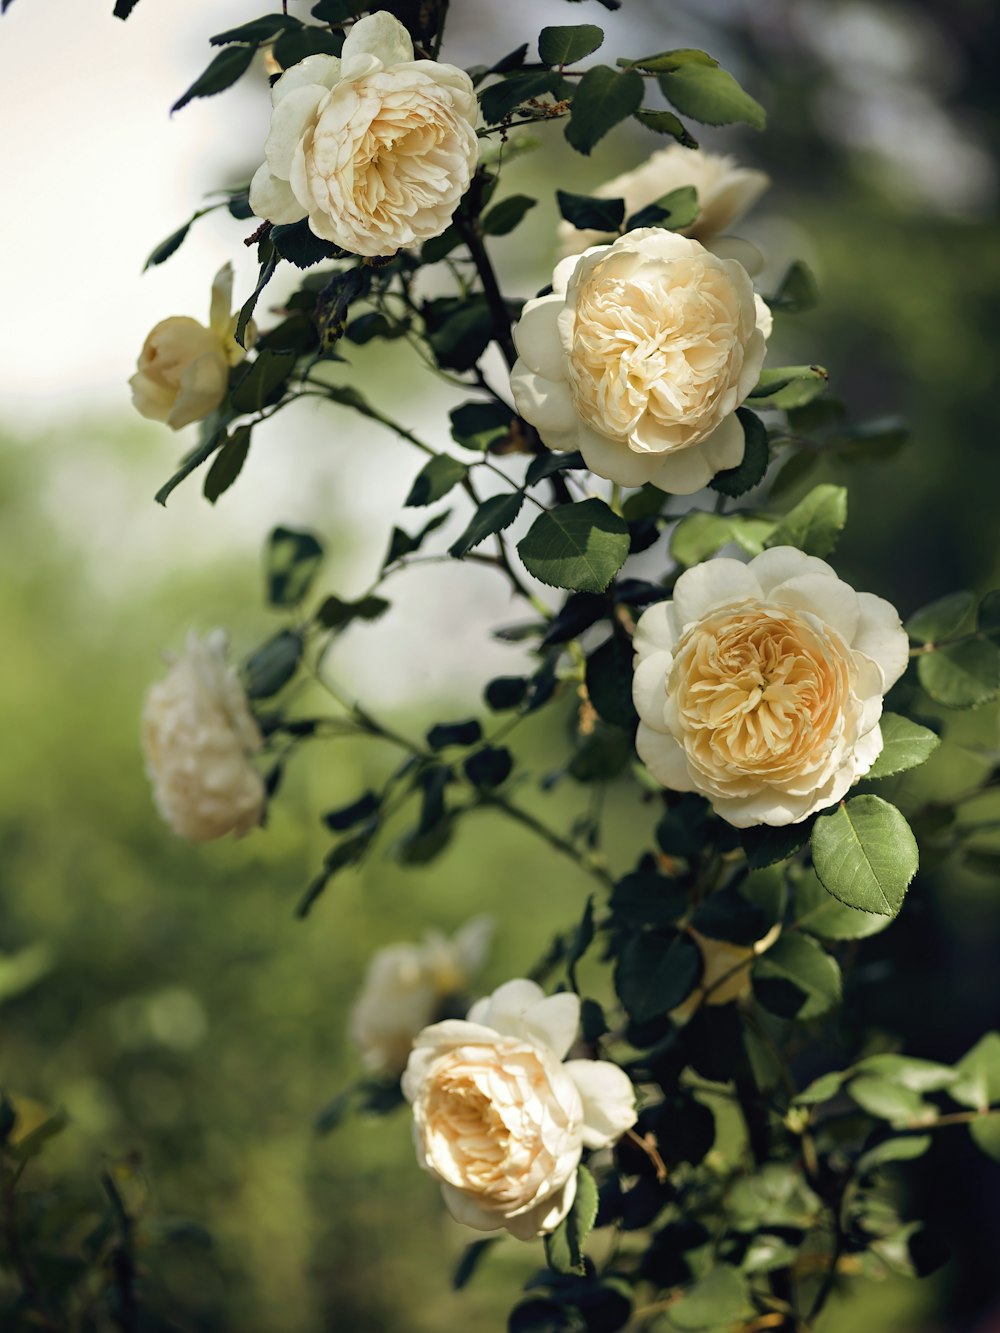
[453,217,517,370]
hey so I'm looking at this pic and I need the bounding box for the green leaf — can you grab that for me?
[564,66,645,155]
[709,408,769,498]
[765,482,847,558]
[669,1265,754,1330]
[479,70,562,123]
[481,194,537,236]
[271,218,345,269]
[768,261,820,313]
[267,525,324,607]
[752,934,841,1020]
[463,746,513,790]
[750,365,829,409]
[114,0,141,16]
[427,719,482,750]
[969,1113,1000,1162]
[272,25,343,66]
[811,795,918,917]
[452,1238,498,1291]
[906,590,975,644]
[585,633,638,729]
[951,1032,1000,1110]
[296,824,377,917]
[154,428,226,507]
[383,511,450,568]
[171,44,256,113]
[526,450,585,486]
[449,493,524,558]
[794,1070,847,1105]
[833,415,910,462]
[615,928,702,1021]
[203,425,252,503]
[610,871,687,927]
[918,638,999,708]
[450,401,513,452]
[210,14,301,45]
[670,512,775,566]
[556,189,625,233]
[978,589,1000,636]
[866,713,940,779]
[538,23,604,67]
[244,629,303,699]
[8,1110,69,1162]
[426,297,495,372]
[236,248,278,348]
[626,184,699,232]
[0,944,53,1006]
[508,1299,572,1333]
[143,217,195,270]
[739,820,812,869]
[544,1164,599,1274]
[230,349,297,413]
[632,107,698,147]
[856,1135,933,1176]
[658,62,765,130]
[323,791,380,832]
[484,676,529,711]
[848,1076,931,1127]
[518,499,629,593]
[852,1053,958,1093]
[405,455,469,507]
[621,48,718,74]
[311,0,363,20]
[315,594,389,629]
[792,871,893,941]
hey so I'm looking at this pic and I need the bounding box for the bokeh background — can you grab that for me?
[1,0,999,1328]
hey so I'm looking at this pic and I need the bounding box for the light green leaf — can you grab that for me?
[658,62,766,130]
[266,526,324,607]
[792,871,893,941]
[564,66,645,154]
[811,795,918,917]
[951,1032,1000,1110]
[670,511,776,566]
[632,107,698,147]
[856,1135,932,1176]
[669,1265,754,1330]
[750,365,829,410]
[0,944,53,1006]
[848,1075,932,1127]
[544,1164,599,1274]
[767,261,819,313]
[752,934,841,1020]
[621,49,718,75]
[794,1069,848,1105]
[518,499,629,593]
[852,1054,958,1093]
[918,638,999,708]
[865,713,940,779]
[765,483,847,558]
[906,590,975,643]
[626,185,699,232]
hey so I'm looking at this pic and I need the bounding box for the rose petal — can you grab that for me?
[748,546,836,596]
[519,992,581,1061]
[769,573,860,644]
[512,294,570,382]
[853,592,909,690]
[635,725,693,791]
[563,1059,637,1149]
[509,366,578,448]
[672,558,761,629]
[271,54,342,104]
[632,652,671,731]
[698,412,747,473]
[504,1171,577,1239]
[647,444,717,496]
[633,601,681,658]
[341,11,414,70]
[439,1183,508,1232]
[265,85,329,174]
[578,428,666,487]
[248,163,306,225]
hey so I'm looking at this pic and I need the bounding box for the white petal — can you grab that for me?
[512,294,569,381]
[748,546,836,597]
[633,601,681,657]
[467,978,544,1032]
[579,429,665,487]
[265,85,327,174]
[769,573,860,644]
[564,1060,637,1149]
[520,992,581,1061]
[753,292,774,340]
[167,353,227,430]
[272,54,342,104]
[853,592,909,690]
[632,652,671,730]
[852,721,884,777]
[439,1184,508,1232]
[647,444,717,496]
[672,558,761,628]
[699,412,747,473]
[504,1172,577,1239]
[342,11,413,68]
[248,163,306,225]
[509,365,577,446]
[636,724,693,791]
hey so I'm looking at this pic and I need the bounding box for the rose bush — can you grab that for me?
[249,11,479,256]
[510,228,771,494]
[632,546,909,826]
[402,979,636,1238]
[142,629,265,842]
[557,145,770,259]
[350,917,493,1076]
[129,265,246,430]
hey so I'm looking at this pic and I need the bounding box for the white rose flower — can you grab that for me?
[142,630,265,843]
[510,228,771,495]
[632,547,910,827]
[402,979,636,1239]
[349,916,493,1076]
[249,12,479,256]
[129,265,247,431]
[556,145,770,259]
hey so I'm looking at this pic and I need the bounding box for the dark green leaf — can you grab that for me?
[480,71,563,124]
[427,719,482,750]
[833,415,910,461]
[518,499,629,593]
[752,934,841,1020]
[267,525,324,607]
[272,25,343,66]
[426,297,495,371]
[918,638,999,708]
[484,676,529,711]
[236,248,278,348]
[316,266,371,349]
[611,871,687,927]
[658,62,765,130]
[296,824,377,916]
[114,0,140,17]
[538,24,604,67]
[405,455,469,506]
[764,482,847,558]
[450,401,514,452]
[627,185,699,232]
[978,590,1000,636]
[421,225,462,263]
[508,1299,573,1333]
[866,713,940,779]
[526,450,586,487]
[811,795,917,917]
[464,746,513,789]
[489,43,529,75]
[154,428,226,507]
[768,260,819,313]
[230,348,297,413]
[210,14,301,45]
[271,218,345,269]
[545,1164,599,1274]
[568,723,631,782]
[668,1265,753,1330]
[323,791,380,832]
[203,425,252,503]
[171,44,256,113]
[632,107,698,147]
[481,194,537,236]
[586,633,638,729]
[345,311,410,344]
[144,218,195,270]
[311,0,362,19]
[449,493,524,558]
[709,407,769,498]
[906,590,975,644]
[556,189,625,232]
[244,629,303,698]
[739,820,812,869]
[616,929,702,1021]
[691,886,766,945]
[315,594,389,629]
[453,1238,498,1291]
[565,66,644,154]
[384,510,450,568]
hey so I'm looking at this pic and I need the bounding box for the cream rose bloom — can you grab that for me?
[249,12,479,256]
[349,917,493,1076]
[143,630,265,843]
[129,265,247,431]
[510,229,771,495]
[402,979,636,1239]
[632,547,909,827]
[557,145,770,259]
